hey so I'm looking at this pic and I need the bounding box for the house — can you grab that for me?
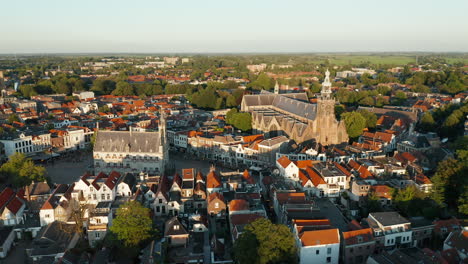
[366,212,412,251]
[164,217,189,247]
[296,228,340,264]
[0,226,15,258]
[207,192,226,216]
[39,184,74,226]
[0,187,26,226]
[273,191,315,225]
[27,221,80,262]
[206,166,222,194]
[73,171,121,204]
[87,202,112,247]
[370,185,393,207]
[342,228,375,264]
[153,175,169,216]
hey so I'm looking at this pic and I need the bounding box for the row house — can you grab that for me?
[153,168,211,217]
[0,187,26,226]
[228,199,266,241]
[342,228,375,264]
[39,184,75,226]
[31,133,51,152]
[359,131,396,153]
[365,212,412,251]
[87,202,112,247]
[73,171,132,204]
[273,191,315,225]
[276,157,349,198]
[292,220,340,264]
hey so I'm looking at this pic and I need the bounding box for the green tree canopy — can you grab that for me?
[233,218,297,264]
[0,152,46,187]
[341,111,366,138]
[109,201,153,247]
[357,109,378,129]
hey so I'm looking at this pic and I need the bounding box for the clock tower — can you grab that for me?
[317,69,335,117]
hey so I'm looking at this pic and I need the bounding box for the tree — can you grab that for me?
[250,73,274,90]
[233,218,297,264]
[0,153,46,187]
[419,112,436,132]
[334,105,345,120]
[341,111,366,138]
[112,81,135,96]
[110,201,153,247]
[226,95,237,107]
[431,158,467,211]
[357,109,377,129]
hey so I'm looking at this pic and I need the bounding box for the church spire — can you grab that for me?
[321,69,332,96]
[274,80,280,94]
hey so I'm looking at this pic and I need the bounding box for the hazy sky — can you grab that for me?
[2,0,467,53]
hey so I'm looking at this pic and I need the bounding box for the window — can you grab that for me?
[107,194,110,200]
[327,248,331,254]
[93,194,97,199]
[101,194,105,200]
[88,194,91,200]
[326,257,331,263]
[215,202,219,209]
[174,225,179,230]
[159,199,162,203]
[350,248,354,253]
[156,206,160,213]
[316,250,319,255]
[96,218,101,224]
[45,214,50,218]
[95,232,100,238]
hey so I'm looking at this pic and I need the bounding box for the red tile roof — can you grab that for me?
[207,171,222,189]
[299,228,340,246]
[6,197,24,215]
[228,199,249,212]
[342,228,374,245]
[371,185,393,199]
[277,156,292,168]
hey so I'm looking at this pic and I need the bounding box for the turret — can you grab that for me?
[274,80,280,94]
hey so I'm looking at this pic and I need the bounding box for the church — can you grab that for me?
[93,109,169,174]
[241,70,349,145]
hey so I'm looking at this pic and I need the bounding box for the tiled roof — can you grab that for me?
[299,228,340,247]
[277,156,292,168]
[275,192,307,204]
[371,185,393,199]
[207,171,222,189]
[208,192,225,203]
[228,199,249,212]
[342,228,374,245]
[6,197,24,215]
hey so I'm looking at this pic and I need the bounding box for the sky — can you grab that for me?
[1,0,467,53]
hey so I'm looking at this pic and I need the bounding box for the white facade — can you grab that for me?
[0,134,35,158]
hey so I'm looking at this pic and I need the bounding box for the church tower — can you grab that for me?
[159,107,169,173]
[317,69,335,118]
[274,80,280,94]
